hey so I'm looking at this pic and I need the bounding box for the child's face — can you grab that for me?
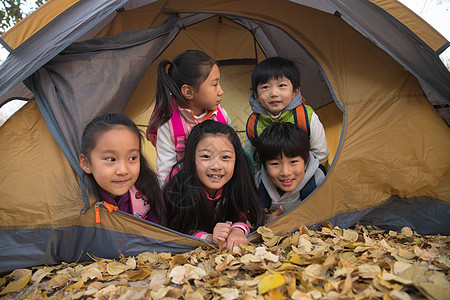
[265,153,307,193]
[255,76,299,116]
[188,64,224,116]
[195,134,235,197]
[79,126,140,198]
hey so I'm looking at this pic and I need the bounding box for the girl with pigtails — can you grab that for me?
[147,50,232,184]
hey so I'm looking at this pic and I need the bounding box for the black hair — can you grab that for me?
[251,56,301,97]
[256,122,310,166]
[163,120,265,234]
[80,113,166,225]
[148,50,217,133]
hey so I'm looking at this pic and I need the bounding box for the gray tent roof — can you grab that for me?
[0,0,449,108]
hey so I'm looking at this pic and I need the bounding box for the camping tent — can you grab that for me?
[0,0,449,273]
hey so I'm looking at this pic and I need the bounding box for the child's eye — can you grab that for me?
[200,154,211,159]
[269,162,280,166]
[106,157,116,162]
[222,155,232,160]
[290,159,299,164]
[279,83,287,88]
[129,156,138,161]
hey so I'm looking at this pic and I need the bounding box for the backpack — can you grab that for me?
[147,102,228,161]
[246,103,313,146]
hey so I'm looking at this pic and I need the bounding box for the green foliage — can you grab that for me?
[0,0,45,35]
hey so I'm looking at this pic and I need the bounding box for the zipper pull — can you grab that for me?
[95,202,102,224]
[103,202,118,213]
[94,202,118,224]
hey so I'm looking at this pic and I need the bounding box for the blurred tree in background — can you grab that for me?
[1,0,45,35]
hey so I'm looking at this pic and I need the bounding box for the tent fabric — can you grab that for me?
[329,0,450,105]
[0,101,205,273]
[27,14,181,179]
[285,197,450,237]
[370,0,449,52]
[0,0,81,51]
[0,0,449,106]
[0,0,127,104]
[0,0,449,273]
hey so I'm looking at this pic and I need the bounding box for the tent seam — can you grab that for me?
[326,0,450,105]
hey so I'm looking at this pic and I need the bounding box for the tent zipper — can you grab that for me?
[95,201,118,223]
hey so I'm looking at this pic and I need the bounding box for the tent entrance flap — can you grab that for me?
[0,0,449,273]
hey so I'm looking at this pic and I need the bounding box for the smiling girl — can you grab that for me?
[163,120,264,249]
[79,113,165,224]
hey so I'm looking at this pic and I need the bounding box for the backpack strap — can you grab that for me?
[146,126,158,147]
[299,176,317,201]
[147,95,177,147]
[171,106,227,162]
[129,185,150,219]
[170,108,186,162]
[246,112,259,145]
[302,95,308,106]
[215,105,227,124]
[257,182,272,209]
[293,104,310,136]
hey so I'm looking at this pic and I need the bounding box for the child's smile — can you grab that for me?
[208,174,224,180]
[255,76,299,116]
[80,126,141,198]
[265,154,306,194]
[195,134,235,197]
[280,178,295,186]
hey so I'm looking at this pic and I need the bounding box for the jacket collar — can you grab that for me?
[256,151,319,208]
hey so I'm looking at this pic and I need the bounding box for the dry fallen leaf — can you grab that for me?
[106,261,133,275]
[47,273,70,289]
[149,269,167,290]
[0,223,447,299]
[343,229,359,242]
[258,273,285,294]
[393,261,412,275]
[169,265,186,285]
[397,248,415,260]
[65,279,84,292]
[81,266,103,282]
[254,246,279,262]
[30,266,55,284]
[418,281,450,300]
[126,267,151,281]
[0,269,32,295]
[400,227,413,238]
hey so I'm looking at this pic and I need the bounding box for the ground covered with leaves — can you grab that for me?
[0,223,449,299]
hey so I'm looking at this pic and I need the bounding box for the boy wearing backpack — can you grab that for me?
[245,56,329,171]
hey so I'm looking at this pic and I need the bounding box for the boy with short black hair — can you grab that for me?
[245,56,329,171]
[255,122,325,222]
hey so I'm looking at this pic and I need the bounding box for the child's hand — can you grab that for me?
[226,227,248,250]
[266,206,284,223]
[212,221,232,244]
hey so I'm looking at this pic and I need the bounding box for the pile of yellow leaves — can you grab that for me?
[1,223,449,299]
